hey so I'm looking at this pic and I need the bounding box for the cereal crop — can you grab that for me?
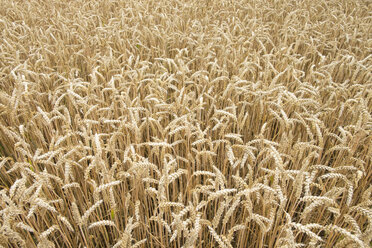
[0,0,371,247]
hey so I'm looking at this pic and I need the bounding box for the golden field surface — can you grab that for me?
[0,0,371,247]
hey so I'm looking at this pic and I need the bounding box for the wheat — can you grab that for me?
[0,0,370,247]
[222,196,240,227]
[88,220,116,229]
[290,222,323,242]
[81,200,104,225]
[40,225,59,239]
[327,224,365,248]
[132,239,147,248]
[208,189,237,201]
[208,226,228,248]
[95,181,121,193]
[62,182,81,190]
[71,202,81,225]
[15,222,35,233]
[58,215,74,233]
[212,201,226,228]
[34,198,58,214]
[37,238,55,248]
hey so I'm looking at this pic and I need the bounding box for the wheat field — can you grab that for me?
[0,0,371,247]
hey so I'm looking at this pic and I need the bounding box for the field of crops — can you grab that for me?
[0,0,371,247]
